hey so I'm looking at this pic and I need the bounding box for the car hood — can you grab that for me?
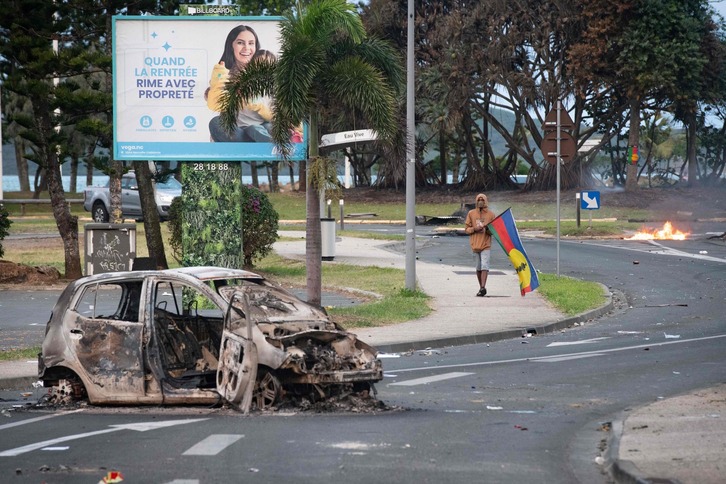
[218,285,332,330]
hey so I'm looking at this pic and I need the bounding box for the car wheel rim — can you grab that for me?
[254,371,281,410]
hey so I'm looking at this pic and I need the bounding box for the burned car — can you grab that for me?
[38,267,382,409]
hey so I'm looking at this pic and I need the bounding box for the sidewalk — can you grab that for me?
[1,231,723,483]
[274,231,581,353]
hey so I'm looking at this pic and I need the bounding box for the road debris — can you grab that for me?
[418,348,442,356]
[98,470,124,483]
[645,303,688,307]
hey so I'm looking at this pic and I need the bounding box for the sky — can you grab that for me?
[712,0,726,20]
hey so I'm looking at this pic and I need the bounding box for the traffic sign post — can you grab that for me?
[577,190,600,228]
[541,103,577,276]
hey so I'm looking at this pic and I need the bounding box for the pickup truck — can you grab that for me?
[83,171,181,223]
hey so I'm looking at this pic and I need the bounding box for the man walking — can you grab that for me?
[465,193,496,296]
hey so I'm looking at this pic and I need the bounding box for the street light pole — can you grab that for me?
[405,0,416,291]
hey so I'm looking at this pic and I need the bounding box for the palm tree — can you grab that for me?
[221,0,403,305]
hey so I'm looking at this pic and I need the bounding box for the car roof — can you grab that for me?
[170,266,263,281]
[76,266,264,284]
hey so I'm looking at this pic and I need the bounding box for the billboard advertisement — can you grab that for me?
[113,16,306,161]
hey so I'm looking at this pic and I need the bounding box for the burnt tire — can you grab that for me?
[91,202,110,223]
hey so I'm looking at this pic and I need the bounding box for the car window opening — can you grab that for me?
[153,281,224,390]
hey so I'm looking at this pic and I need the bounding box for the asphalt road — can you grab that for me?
[0,291,59,348]
[0,225,724,483]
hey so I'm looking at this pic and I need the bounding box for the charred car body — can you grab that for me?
[38,267,382,409]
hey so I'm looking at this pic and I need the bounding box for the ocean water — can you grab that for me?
[2,175,109,193]
[2,175,301,193]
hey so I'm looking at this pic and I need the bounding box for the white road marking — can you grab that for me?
[534,354,605,363]
[389,371,474,386]
[547,337,610,347]
[389,334,726,374]
[0,410,83,431]
[163,480,199,484]
[569,239,726,264]
[0,418,208,457]
[182,434,244,456]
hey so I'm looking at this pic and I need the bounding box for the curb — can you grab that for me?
[604,417,683,484]
[373,283,614,354]
[0,376,38,391]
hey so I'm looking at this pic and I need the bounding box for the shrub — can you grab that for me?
[240,184,279,268]
[167,185,279,269]
[0,203,11,259]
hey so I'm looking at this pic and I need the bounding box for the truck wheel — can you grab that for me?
[92,202,109,223]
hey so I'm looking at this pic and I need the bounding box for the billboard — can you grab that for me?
[112,16,306,161]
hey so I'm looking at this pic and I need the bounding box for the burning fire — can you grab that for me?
[626,221,689,240]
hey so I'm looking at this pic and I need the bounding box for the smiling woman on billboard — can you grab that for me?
[206,25,275,143]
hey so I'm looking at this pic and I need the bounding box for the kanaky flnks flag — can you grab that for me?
[487,208,540,296]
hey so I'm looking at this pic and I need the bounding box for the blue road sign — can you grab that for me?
[581,191,601,210]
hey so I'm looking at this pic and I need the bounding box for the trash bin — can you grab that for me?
[320,217,336,261]
[84,223,137,275]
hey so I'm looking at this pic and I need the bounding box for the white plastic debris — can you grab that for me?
[664,332,681,339]
[699,251,708,255]
[418,349,441,356]
[486,405,504,410]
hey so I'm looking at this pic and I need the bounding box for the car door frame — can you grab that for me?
[69,279,146,402]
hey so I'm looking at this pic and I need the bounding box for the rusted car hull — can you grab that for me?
[38,267,384,408]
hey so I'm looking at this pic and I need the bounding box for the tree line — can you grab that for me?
[359,0,726,191]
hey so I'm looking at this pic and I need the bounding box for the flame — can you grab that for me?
[626,221,689,240]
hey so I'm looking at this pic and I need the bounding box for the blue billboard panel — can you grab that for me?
[113,16,306,161]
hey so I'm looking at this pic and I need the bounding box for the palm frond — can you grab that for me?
[322,56,398,142]
[332,37,405,96]
[219,60,276,134]
[275,34,323,123]
[297,0,365,44]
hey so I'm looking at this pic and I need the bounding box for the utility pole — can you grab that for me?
[0,85,4,200]
[405,0,416,291]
